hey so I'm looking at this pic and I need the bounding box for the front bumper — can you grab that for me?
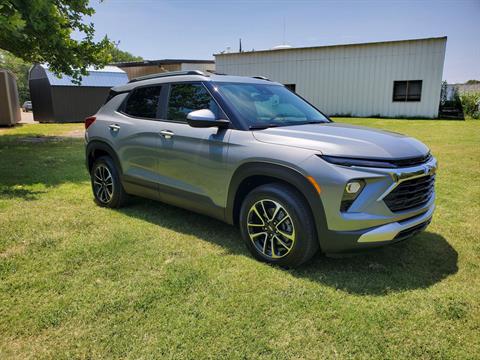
[357,204,434,243]
[302,154,437,253]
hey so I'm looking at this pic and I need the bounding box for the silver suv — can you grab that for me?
[85,71,436,267]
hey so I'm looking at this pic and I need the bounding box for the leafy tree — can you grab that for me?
[0,49,30,103]
[109,46,143,63]
[465,80,480,85]
[0,0,113,83]
[0,45,142,104]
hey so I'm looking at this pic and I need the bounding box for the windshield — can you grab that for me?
[214,82,329,129]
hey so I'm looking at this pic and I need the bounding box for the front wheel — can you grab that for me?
[239,183,319,267]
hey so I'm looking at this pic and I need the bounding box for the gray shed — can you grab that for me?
[0,69,21,126]
[28,64,128,123]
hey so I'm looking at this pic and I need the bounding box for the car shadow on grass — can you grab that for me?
[118,197,458,296]
[293,231,458,295]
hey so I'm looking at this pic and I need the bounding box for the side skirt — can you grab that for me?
[121,175,225,222]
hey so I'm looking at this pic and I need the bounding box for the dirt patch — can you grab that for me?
[0,243,26,258]
[12,130,83,143]
[17,136,66,143]
[64,129,85,138]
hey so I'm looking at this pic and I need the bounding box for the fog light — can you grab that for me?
[346,181,362,194]
[341,180,365,212]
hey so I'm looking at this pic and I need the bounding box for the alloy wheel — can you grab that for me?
[93,165,114,204]
[247,199,296,259]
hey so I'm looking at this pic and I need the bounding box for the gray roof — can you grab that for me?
[42,65,128,87]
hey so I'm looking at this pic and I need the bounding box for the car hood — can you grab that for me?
[252,123,429,158]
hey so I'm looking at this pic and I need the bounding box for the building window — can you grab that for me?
[167,83,219,122]
[393,80,422,102]
[124,86,162,118]
[284,84,296,92]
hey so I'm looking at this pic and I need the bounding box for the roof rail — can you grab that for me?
[252,75,270,81]
[206,69,227,75]
[129,70,207,83]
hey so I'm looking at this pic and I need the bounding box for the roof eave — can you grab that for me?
[214,36,448,57]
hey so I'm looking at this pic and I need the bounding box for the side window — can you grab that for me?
[167,83,220,122]
[124,86,162,118]
[393,80,422,102]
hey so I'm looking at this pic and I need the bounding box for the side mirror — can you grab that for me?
[186,109,229,128]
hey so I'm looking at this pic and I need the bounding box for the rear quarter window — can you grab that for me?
[124,86,162,119]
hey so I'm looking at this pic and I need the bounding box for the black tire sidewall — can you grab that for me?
[91,156,124,208]
[239,184,318,267]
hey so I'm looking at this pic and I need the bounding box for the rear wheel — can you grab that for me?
[91,156,127,208]
[239,183,319,267]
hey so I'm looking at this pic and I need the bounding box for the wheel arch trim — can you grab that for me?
[226,161,329,248]
[85,140,123,174]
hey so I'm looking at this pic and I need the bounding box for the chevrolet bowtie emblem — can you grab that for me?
[425,165,436,176]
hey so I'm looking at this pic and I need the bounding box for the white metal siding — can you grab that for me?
[215,38,446,118]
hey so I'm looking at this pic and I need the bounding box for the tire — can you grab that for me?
[239,183,319,267]
[91,156,128,208]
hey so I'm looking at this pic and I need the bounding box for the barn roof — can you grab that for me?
[41,65,128,87]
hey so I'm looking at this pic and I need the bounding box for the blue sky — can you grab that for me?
[88,0,480,83]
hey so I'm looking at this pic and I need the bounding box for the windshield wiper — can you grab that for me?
[249,120,327,130]
[302,120,328,124]
[249,124,280,130]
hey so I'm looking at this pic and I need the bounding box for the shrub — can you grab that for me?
[460,92,480,119]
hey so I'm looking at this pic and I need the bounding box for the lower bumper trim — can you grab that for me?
[357,205,434,243]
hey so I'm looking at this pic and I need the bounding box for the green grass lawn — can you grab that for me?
[0,119,479,359]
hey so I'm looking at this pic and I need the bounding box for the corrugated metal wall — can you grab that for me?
[215,38,447,118]
[29,64,55,122]
[29,64,125,123]
[51,87,110,123]
[29,77,55,122]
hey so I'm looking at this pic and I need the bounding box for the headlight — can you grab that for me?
[318,153,432,168]
[319,155,397,168]
[340,180,365,212]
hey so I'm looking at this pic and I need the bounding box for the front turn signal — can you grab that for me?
[307,176,321,195]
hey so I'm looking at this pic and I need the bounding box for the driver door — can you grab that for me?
[154,82,232,219]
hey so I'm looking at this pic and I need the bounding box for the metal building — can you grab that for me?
[0,69,21,126]
[114,59,215,80]
[28,64,128,123]
[215,37,447,118]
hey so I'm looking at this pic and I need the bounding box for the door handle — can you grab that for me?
[160,130,174,139]
[109,124,121,132]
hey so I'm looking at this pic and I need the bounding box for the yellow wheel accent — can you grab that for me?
[247,199,296,259]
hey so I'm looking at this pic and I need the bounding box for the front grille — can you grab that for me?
[384,174,435,212]
[394,218,431,241]
[388,153,432,168]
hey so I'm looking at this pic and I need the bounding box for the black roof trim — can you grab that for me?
[128,70,208,83]
[113,59,215,67]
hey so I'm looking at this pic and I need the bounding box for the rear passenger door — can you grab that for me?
[154,82,231,218]
[110,85,166,198]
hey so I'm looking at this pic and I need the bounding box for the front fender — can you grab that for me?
[225,161,329,249]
